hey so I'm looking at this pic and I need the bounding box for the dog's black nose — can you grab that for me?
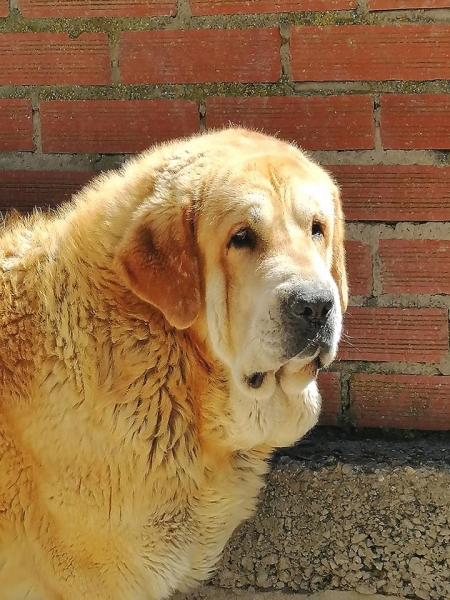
[280,283,336,361]
[284,285,334,330]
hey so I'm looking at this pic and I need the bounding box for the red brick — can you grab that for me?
[330,165,450,222]
[291,25,450,81]
[119,28,281,84]
[205,96,374,150]
[379,239,450,295]
[351,374,450,430]
[339,307,448,363]
[0,171,93,213]
[0,99,34,152]
[318,372,341,426]
[0,33,110,85]
[0,0,8,17]
[19,0,176,17]
[381,95,450,150]
[369,0,450,9]
[191,0,356,15]
[40,100,199,154]
[345,241,372,297]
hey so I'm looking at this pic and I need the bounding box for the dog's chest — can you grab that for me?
[126,450,268,598]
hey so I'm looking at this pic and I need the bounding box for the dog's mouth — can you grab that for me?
[244,346,322,391]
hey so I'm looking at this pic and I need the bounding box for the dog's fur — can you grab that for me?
[0,128,347,600]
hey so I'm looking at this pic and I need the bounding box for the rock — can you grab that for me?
[410,557,426,576]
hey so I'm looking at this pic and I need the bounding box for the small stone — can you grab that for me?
[415,590,430,600]
[410,557,426,576]
[256,568,269,587]
[384,582,401,595]
[241,556,254,571]
[356,584,377,595]
[303,566,313,578]
[403,518,414,529]
[261,553,277,566]
[352,532,368,544]
[279,570,291,583]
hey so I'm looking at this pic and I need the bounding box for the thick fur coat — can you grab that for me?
[0,128,347,599]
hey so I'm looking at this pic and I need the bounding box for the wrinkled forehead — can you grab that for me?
[199,157,336,229]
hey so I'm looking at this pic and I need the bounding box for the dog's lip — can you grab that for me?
[242,337,330,389]
[245,346,321,388]
[280,345,320,373]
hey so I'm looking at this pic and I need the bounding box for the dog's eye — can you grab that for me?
[311,220,324,238]
[228,227,257,250]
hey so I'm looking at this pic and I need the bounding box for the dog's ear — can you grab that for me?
[115,202,200,329]
[331,188,348,313]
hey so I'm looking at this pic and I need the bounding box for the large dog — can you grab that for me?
[0,128,347,599]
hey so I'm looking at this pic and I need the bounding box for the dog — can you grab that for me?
[0,127,347,600]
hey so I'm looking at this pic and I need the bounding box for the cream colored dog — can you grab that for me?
[0,128,347,600]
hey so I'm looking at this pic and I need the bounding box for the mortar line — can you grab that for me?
[199,100,206,132]
[339,370,352,428]
[357,0,369,19]
[109,32,120,86]
[372,94,383,159]
[171,0,192,29]
[29,88,42,156]
[279,22,291,84]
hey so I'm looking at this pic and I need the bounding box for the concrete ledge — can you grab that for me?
[179,432,450,600]
[179,590,399,599]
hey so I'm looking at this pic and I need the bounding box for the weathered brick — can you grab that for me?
[0,99,34,152]
[381,94,450,150]
[345,240,372,297]
[318,372,341,426]
[190,0,357,15]
[0,33,110,86]
[120,28,281,84]
[339,307,448,363]
[40,100,199,154]
[351,374,450,430]
[330,165,450,222]
[0,171,93,212]
[0,0,8,17]
[18,0,176,17]
[206,96,374,150]
[369,0,450,9]
[291,25,450,81]
[379,239,450,295]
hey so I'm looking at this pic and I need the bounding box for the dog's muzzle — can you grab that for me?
[279,282,337,362]
[242,281,340,392]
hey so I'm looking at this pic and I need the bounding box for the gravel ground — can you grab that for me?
[179,430,450,600]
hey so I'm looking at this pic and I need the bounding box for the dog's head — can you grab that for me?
[115,128,347,448]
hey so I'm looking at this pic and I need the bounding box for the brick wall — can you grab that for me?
[1,0,450,432]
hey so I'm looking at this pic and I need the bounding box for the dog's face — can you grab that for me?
[115,128,347,447]
[196,151,346,403]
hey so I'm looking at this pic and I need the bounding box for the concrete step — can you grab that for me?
[179,590,400,599]
[179,430,450,600]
